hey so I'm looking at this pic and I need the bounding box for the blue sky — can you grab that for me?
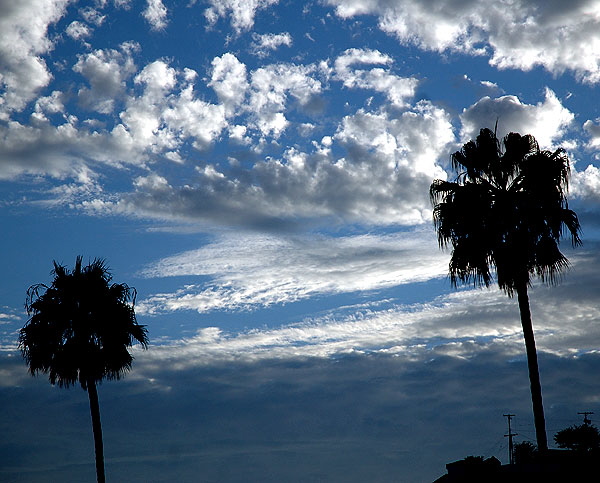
[2,1,600,481]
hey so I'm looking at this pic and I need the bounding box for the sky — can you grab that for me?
[2,0,600,481]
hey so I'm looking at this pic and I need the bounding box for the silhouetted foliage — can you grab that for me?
[430,128,581,453]
[461,456,484,464]
[554,423,600,453]
[19,257,148,483]
[513,441,538,464]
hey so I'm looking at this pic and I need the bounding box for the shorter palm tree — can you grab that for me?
[19,257,148,483]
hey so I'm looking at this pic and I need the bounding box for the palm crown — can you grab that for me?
[20,256,148,390]
[430,128,581,295]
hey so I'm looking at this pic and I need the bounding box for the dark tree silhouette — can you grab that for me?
[554,423,600,453]
[513,441,538,464]
[430,128,581,453]
[19,257,148,483]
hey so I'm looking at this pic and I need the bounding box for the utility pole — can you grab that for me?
[578,411,594,425]
[504,414,517,465]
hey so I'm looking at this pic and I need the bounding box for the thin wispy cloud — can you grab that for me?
[250,32,292,58]
[135,252,600,370]
[137,230,449,314]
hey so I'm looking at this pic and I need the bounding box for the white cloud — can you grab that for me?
[116,59,228,153]
[37,165,105,208]
[571,164,600,202]
[334,101,452,179]
[134,59,178,94]
[0,54,321,182]
[0,118,85,179]
[250,32,293,58]
[65,21,92,41]
[326,0,600,83]
[583,118,600,150]
[115,60,178,152]
[73,43,138,114]
[479,80,503,96]
[204,0,280,33]
[0,114,144,180]
[114,0,132,8]
[334,48,391,75]
[117,101,453,228]
[138,290,517,365]
[79,6,106,26]
[163,86,227,150]
[137,249,598,365]
[137,229,449,314]
[208,53,249,116]
[0,0,70,119]
[247,63,323,137]
[334,48,418,107]
[33,90,65,119]
[142,0,168,31]
[460,88,574,147]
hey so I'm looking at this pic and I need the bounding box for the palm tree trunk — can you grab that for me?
[87,380,106,483]
[516,283,548,453]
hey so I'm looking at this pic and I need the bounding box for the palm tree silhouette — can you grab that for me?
[19,257,149,483]
[430,128,581,453]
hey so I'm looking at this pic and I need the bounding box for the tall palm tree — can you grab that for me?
[430,128,581,453]
[19,257,149,483]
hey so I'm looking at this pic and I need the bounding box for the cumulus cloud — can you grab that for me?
[115,59,229,154]
[250,32,292,58]
[0,53,319,183]
[326,0,600,83]
[583,118,600,150]
[0,53,224,180]
[65,21,92,41]
[0,114,145,180]
[0,118,88,179]
[460,88,574,147]
[0,0,70,119]
[208,53,249,115]
[116,60,179,151]
[33,90,65,119]
[3,3,589,228]
[137,229,449,314]
[142,0,168,30]
[571,164,600,202]
[110,56,325,157]
[204,0,280,33]
[73,43,139,114]
[334,48,419,107]
[247,62,324,137]
[116,101,453,228]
